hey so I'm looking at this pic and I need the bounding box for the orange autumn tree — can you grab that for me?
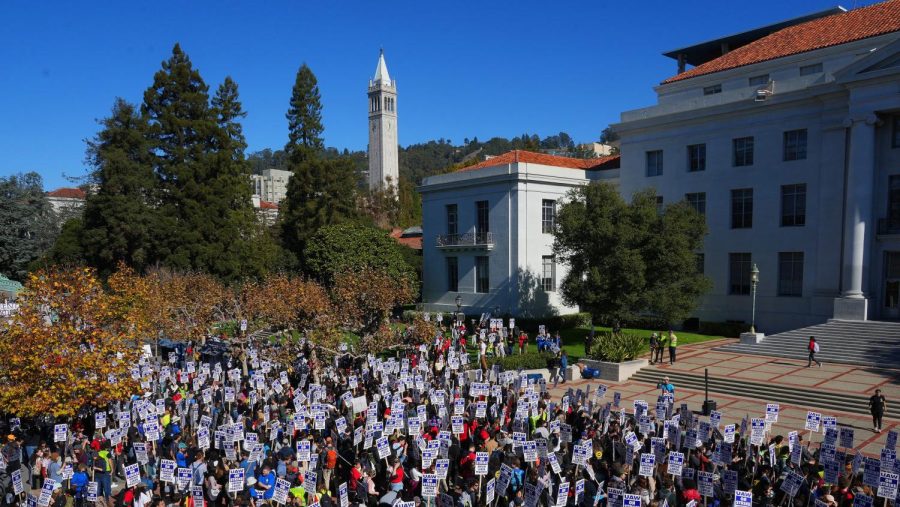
[331,266,416,354]
[0,267,141,417]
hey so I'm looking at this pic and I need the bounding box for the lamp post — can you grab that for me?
[455,295,462,325]
[750,263,760,333]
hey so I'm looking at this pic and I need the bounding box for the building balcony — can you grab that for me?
[878,218,900,236]
[436,232,494,250]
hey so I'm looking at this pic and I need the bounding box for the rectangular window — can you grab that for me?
[893,116,900,149]
[687,143,706,172]
[446,257,458,292]
[542,199,556,234]
[889,176,900,222]
[778,252,804,297]
[541,256,556,292]
[475,256,489,293]
[646,150,663,177]
[800,63,823,76]
[783,129,808,161]
[749,74,770,87]
[685,192,706,216]
[731,188,753,229]
[703,84,721,95]
[733,137,754,167]
[475,201,489,235]
[781,184,807,227]
[696,253,705,275]
[446,204,458,236]
[729,253,752,295]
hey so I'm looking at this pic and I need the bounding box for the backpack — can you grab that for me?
[813,342,820,353]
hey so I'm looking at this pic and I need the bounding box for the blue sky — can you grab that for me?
[0,0,873,189]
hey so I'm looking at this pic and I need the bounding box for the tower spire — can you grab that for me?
[373,50,391,86]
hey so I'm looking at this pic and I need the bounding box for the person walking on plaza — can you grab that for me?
[807,335,822,367]
[649,333,658,364]
[869,388,887,432]
[559,351,568,384]
[667,330,678,364]
[518,330,527,354]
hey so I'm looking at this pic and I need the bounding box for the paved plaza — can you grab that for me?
[547,339,900,457]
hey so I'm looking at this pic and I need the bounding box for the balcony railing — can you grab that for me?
[436,232,494,249]
[878,218,900,235]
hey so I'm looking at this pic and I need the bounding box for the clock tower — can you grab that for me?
[367,50,399,191]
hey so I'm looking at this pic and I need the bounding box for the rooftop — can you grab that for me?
[46,187,86,199]
[458,150,620,173]
[662,1,900,84]
[258,200,278,210]
[390,227,423,250]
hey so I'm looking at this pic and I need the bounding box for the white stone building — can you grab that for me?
[250,168,292,204]
[368,50,399,191]
[419,150,619,317]
[612,2,900,332]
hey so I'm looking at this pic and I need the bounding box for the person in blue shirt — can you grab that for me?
[559,351,568,384]
[253,464,276,500]
[70,464,89,507]
[658,376,675,396]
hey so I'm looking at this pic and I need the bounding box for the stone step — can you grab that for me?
[630,369,900,419]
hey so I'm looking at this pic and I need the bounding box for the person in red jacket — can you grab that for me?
[807,336,822,367]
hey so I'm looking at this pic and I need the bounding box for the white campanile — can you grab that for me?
[367,50,399,191]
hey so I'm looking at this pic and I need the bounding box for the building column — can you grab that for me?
[834,114,877,320]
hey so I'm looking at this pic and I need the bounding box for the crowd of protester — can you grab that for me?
[0,318,895,507]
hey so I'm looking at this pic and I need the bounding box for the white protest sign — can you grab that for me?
[668,452,685,476]
[639,453,655,477]
[124,463,141,488]
[735,490,753,507]
[879,471,899,499]
[228,468,245,493]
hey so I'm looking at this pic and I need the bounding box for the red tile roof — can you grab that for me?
[663,1,900,84]
[458,150,620,172]
[47,187,86,199]
[390,228,423,250]
[258,200,278,210]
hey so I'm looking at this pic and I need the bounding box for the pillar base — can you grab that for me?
[833,297,868,321]
[740,332,765,344]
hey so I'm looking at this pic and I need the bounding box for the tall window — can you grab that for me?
[475,201,489,236]
[731,188,753,229]
[541,256,556,292]
[729,253,752,295]
[781,184,806,227]
[748,74,770,87]
[893,116,900,149]
[733,137,754,167]
[687,144,706,172]
[778,252,804,297]
[685,192,706,216]
[646,150,663,177]
[542,200,556,234]
[475,256,489,293]
[446,257,458,292]
[783,129,808,161]
[446,204,458,236]
[889,176,900,222]
[800,63,823,76]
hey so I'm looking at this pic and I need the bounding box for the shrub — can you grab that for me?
[514,312,592,332]
[487,352,553,371]
[588,332,644,362]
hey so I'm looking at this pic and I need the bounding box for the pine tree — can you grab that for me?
[284,63,324,162]
[141,44,269,280]
[79,98,159,275]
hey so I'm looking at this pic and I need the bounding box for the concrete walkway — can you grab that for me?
[548,338,900,457]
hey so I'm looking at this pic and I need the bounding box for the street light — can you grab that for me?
[455,295,462,324]
[750,263,760,333]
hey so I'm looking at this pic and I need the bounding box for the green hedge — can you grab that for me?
[514,312,592,332]
[587,332,644,363]
[487,352,554,371]
[698,321,749,338]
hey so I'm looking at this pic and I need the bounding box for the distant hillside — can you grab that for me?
[247,131,599,185]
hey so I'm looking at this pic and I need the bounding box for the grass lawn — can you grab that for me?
[468,325,727,362]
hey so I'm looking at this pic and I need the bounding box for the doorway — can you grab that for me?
[884,251,900,319]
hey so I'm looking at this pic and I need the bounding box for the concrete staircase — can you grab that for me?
[630,368,900,420]
[715,319,900,369]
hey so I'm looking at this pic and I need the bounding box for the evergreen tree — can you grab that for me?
[142,44,268,280]
[78,98,159,275]
[280,156,359,269]
[285,63,324,161]
[0,172,57,280]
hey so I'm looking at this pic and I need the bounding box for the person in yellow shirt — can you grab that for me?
[668,330,678,364]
